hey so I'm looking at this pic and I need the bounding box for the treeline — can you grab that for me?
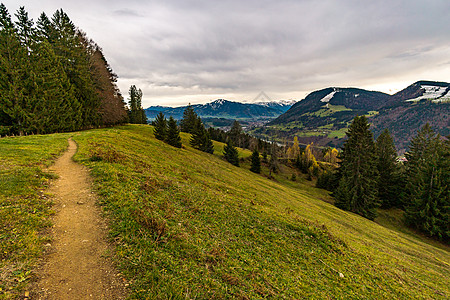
[151,105,278,170]
[0,4,127,136]
[316,116,449,241]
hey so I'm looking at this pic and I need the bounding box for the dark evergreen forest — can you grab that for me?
[0,4,127,136]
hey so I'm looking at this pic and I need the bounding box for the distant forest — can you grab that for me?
[0,4,127,136]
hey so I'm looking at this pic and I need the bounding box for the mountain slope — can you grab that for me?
[258,81,449,151]
[371,81,450,152]
[270,87,390,127]
[145,99,295,120]
[67,125,449,298]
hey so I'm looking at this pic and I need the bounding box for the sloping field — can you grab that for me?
[1,125,448,299]
[71,125,448,299]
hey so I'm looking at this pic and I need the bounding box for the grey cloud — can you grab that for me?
[113,9,143,18]
[5,0,450,106]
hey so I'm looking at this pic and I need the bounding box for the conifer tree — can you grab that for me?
[0,5,127,134]
[128,85,145,124]
[14,6,34,51]
[223,140,239,166]
[334,116,379,220]
[376,129,401,208]
[0,4,29,135]
[250,149,261,173]
[31,39,81,133]
[166,116,182,148]
[153,112,166,141]
[180,104,198,133]
[89,43,127,125]
[404,124,449,240]
[190,117,214,153]
[36,12,52,40]
[190,117,204,149]
[269,147,279,176]
[50,9,100,128]
[202,132,214,154]
[229,120,242,147]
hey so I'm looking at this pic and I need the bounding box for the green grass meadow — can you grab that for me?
[0,133,70,298]
[1,125,449,299]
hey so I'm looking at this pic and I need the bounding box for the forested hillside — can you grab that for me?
[0,4,127,136]
[260,81,449,152]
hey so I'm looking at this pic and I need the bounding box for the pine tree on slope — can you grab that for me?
[201,131,214,154]
[250,149,261,173]
[334,116,379,220]
[166,116,182,148]
[223,140,239,167]
[180,104,198,133]
[153,112,167,141]
[189,117,204,149]
[375,129,402,208]
[404,124,449,240]
[190,117,214,153]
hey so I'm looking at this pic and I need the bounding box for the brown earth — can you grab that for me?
[32,139,127,299]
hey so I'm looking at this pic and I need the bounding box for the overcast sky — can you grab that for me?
[3,0,450,107]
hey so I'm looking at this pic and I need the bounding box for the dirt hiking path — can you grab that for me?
[34,139,127,299]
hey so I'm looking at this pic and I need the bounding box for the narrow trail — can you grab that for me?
[34,139,127,299]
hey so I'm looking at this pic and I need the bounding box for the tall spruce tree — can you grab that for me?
[128,85,145,124]
[404,124,449,240]
[31,39,81,133]
[190,117,214,153]
[223,140,239,167]
[166,116,182,148]
[229,120,242,147]
[0,4,29,135]
[376,129,402,208]
[334,116,379,220]
[180,104,198,133]
[190,117,204,149]
[51,9,100,128]
[201,131,214,154]
[0,5,127,135]
[153,112,166,141]
[250,149,261,173]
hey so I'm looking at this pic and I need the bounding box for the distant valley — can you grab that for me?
[145,99,295,128]
[145,80,449,153]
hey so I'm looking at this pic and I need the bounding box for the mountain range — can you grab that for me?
[252,80,449,153]
[145,99,295,121]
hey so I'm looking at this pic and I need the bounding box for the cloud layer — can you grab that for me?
[4,0,450,106]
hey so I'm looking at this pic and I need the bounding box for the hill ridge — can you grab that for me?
[259,80,449,152]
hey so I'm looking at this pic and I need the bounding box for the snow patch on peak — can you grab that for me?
[406,85,449,102]
[255,99,297,107]
[320,89,337,103]
[207,99,230,110]
[433,89,450,103]
[212,99,226,105]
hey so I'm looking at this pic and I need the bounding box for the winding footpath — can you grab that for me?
[34,139,127,299]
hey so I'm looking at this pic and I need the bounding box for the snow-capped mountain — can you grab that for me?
[144,99,296,120]
[253,99,297,108]
[266,80,449,153]
[404,82,450,102]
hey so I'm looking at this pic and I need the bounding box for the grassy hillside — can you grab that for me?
[71,125,448,298]
[1,125,449,298]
